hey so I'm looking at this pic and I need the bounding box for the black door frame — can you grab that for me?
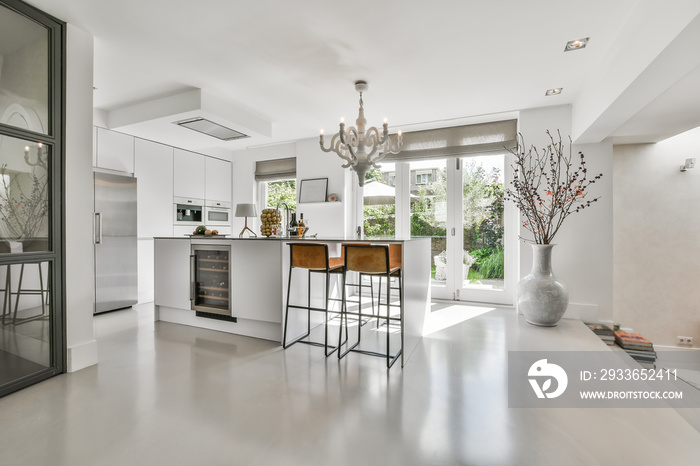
[0,0,66,397]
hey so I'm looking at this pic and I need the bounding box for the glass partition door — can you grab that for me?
[0,0,64,397]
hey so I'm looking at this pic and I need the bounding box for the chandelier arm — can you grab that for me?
[344,127,359,162]
[320,133,355,167]
[382,135,403,156]
[364,127,384,151]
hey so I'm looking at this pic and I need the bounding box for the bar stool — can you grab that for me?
[338,244,403,368]
[283,243,346,356]
[1,262,49,326]
[330,243,376,321]
[375,243,402,325]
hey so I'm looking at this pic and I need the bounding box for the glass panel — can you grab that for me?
[364,163,396,239]
[0,260,52,383]
[194,247,230,314]
[266,179,296,211]
[0,7,50,135]
[409,160,447,285]
[0,135,49,253]
[208,210,228,222]
[462,156,505,290]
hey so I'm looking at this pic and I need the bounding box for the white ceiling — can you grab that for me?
[24,0,700,155]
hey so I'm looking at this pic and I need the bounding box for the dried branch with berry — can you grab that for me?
[505,130,603,244]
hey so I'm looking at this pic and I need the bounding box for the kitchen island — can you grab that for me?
[153,236,431,367]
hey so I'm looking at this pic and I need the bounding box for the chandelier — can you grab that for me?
[24,142,48,169]
[319,81,403,187]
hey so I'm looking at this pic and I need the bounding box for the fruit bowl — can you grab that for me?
[188,226,225,237]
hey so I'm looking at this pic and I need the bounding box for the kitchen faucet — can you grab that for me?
[275,201,291,238]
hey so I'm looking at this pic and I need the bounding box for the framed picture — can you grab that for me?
[299,178,328,203]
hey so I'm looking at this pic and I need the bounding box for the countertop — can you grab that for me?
[154,236,425,242]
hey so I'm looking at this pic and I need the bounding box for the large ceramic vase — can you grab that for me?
[517,244,569,327]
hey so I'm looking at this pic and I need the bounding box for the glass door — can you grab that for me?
[405,155,514,304]
[408,159,454,300]
[191,245,231,315]
[456,155,514,305]
[356,153,515,305]
[0,0,65,397]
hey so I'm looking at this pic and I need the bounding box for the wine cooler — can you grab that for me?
[190,245,231,316]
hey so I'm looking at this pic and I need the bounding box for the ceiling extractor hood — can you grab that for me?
[175,117,249,141]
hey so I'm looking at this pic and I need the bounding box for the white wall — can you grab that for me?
[519,105,614,323]
[65,24,98,372]
[231,138,348,238]
[295,137,347,238]
[613,126,700,345]
[231,141,296,235]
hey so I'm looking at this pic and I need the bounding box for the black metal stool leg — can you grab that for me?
[282,263,297,348]
[385,273,391,368]
[1,265,10,326]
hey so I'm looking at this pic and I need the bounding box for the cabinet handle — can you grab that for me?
[95,213,102,244]
[190,255,196,301]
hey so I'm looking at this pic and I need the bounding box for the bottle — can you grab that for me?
[297,213,305,236]
[290,213,298,236]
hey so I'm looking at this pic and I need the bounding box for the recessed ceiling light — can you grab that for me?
[565,37,589,52]
[545,88,563,96]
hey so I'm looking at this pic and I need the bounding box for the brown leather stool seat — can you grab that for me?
[283,243,346,356]
[338,244,403,368]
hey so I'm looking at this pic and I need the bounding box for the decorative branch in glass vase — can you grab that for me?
[0,164,49,241]
[505,130,602,244]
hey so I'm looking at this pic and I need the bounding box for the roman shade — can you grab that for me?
[255,157,296,181]
[383,119,517,162]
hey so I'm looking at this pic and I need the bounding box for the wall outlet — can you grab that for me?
[677,336,693,346]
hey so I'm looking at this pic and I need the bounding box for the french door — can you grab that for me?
[359,153,515,305]
[407,155,515,305]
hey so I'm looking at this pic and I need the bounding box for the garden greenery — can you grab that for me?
[363,164,505,279]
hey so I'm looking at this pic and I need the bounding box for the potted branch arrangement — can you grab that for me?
[505,130,602,326]
[0,162,49,251]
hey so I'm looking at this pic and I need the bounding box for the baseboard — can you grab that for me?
[158,306,282,342]
[67,339,99,372]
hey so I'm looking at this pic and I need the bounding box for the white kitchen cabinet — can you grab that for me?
[230,241,282,323]
[154,239,191,310]
[96,127,135,173]
[174,148,205,199]
[205,157,232,202]
[134,139,174,238]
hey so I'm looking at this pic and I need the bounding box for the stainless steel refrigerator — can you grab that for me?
[94,172,138,314]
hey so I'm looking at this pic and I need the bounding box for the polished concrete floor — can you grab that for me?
[2,302,700,465]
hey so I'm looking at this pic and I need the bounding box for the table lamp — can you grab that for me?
[235,203,258,238]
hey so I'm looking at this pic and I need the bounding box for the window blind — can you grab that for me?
[383,119,517,162]
[255,157,296,181]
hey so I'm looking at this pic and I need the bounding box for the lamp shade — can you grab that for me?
[235,203,257,217]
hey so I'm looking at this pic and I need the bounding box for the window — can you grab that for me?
[255,156,297,212]
[264,178,296,210]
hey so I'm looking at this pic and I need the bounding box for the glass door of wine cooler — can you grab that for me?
[191,245,231,315]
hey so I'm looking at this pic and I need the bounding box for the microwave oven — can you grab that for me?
[204,200,232,226]
[174,197,204,225]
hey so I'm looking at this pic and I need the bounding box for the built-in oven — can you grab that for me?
[174,197,204,225]
[190,244,231,316]
[204,200,232,226]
